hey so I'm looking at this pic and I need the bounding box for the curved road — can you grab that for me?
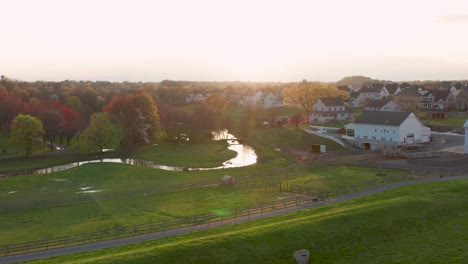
[1,175,467,264]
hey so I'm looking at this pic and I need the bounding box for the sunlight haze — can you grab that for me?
[1,0,468,82]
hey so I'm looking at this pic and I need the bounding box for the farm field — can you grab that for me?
[25,178,468,264]
[0,164,405,245]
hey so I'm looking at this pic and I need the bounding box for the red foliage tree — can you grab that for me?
[288,113,307,129]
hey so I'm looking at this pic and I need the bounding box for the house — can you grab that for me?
[343,111,431,150]
[185,90,209,103]
[309,97,352,124]
[455,86,468,110]
[418,90,434,109]
[431,90,456,110]
[382,83,401,97]
[260,90,283,109]
[239,89,263,106]
[349,85,382,107]
[395,87,423,111]
[364,99,400,111]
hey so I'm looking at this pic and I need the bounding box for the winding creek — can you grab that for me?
[0,133,257,177]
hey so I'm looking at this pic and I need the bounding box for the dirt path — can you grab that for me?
[2,175,466,264]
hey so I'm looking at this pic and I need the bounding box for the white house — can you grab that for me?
[239,90,263,106]
[343,111,431,150]
[349,86,382,107]
[309,97,351,124]
[364,99,400,111]
[185,90,209,103]
[260,91,283,109]
[381,83,401,98]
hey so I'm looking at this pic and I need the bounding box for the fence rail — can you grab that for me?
[1,171,464,256]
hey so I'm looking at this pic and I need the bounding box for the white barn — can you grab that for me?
[343,111,430,150]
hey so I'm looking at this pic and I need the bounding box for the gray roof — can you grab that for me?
[384,83,399,94]
[319,97,345,107]
[364,99,392,108]
[355,111,412,126]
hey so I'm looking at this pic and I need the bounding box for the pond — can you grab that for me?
[0,132,257,177]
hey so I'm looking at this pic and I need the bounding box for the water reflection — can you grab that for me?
[0,132,257,177]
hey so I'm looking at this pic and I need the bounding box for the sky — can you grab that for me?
[1,0,468,82]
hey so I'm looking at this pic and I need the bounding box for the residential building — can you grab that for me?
[239,89,263,106]
[349,86,382,107]
[260,91,283,109]
[364,99,400,111]
[185,90,209,103]
[309,97,352,124]
[343,111,430,150]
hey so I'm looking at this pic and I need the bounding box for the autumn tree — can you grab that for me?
[282,81,348,116]
[9,114,45,158]
[288,113,307,129]
[206,93,227,128]
[81,113,123,153]
[0,94,26,131]
[103,92,160,145]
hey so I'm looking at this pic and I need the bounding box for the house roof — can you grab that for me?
[399,87,421,97]
[369,83,384,90]
[430,90,450,102]
[463,120,468,128]
[319,97,345,106]
[364,99,393,108]
[359,86,380,93]
[355,111,412,126]
[384,83,399,94]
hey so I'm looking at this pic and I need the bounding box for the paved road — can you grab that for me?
[2,175,467,264]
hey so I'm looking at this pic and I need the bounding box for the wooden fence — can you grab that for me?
[1,171,463,256]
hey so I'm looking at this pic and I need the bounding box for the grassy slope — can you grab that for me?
[253,127,343,151]
[27,179,468,264]
[284,165,404,190]
[1,186,297,244]
[0,131,49,157]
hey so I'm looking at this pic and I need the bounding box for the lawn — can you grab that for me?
[0,131,49,157]
[424,117,467,127]
[253,126,343,151]
[131,139,236,167]
[0,186,298,244]
[282,165,405,190]
[26,178,468,264]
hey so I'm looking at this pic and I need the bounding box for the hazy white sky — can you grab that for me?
[1,0,467,82]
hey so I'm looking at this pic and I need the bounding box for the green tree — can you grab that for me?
[9,114,45,158]
[82,113,123,153]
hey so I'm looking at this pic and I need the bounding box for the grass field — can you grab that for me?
[282,165,404,190]
[0,131,49,157]
[424,117,467,127]
[253,126,343,151]
[131,139,236,167]
[25,178,468,264]
[0,186,298,244]
[0,164,407,245]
